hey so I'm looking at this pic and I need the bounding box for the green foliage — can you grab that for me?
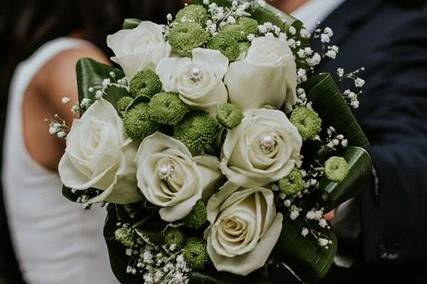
[148,92,189,125]
[290,107,322,141]
[222,17,258,41]
[117,96,133,112]
[114,227,136,248]
[207,31,240,61]
[279,169,304,196]
[184,238,209,271]
[122,18,141,29]
[129,69,162,98]
[76,58,128,112]
[183,200,207,229]
[273,216,337,283]
[169,22,210,57]
[164,228,186,249]
[302,74,369,148]
[176,4,208,25]
[123,104,159,141]
[174,112,219,156]
[216,103,243,129]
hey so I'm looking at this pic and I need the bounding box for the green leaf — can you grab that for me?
[273,216,337,284]
[316,146,373,211]
[76,58,129,112]
[303,73,370,149]
[104,205,142,284]
[123,18,142,29]
[62,186,100,203]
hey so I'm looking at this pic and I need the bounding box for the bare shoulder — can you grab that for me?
[37,44,109,98]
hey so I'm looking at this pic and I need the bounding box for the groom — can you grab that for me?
[273,0,427,283]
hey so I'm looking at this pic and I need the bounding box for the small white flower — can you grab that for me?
[337,68,345,77]
[324,27,334,37]
[301,227,309,237]
[319,218,328,228]
[318,238,329,247]
[326,50,337,59]
[321,34,330,43]
[288,26,296,35]
[355,78,365,88]
[61,96,71,104]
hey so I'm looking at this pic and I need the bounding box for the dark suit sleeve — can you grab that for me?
[357,12,427,263]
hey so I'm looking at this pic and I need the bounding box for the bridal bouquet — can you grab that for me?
[54,0,373,283]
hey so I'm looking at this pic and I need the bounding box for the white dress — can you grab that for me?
[2,38,119,284]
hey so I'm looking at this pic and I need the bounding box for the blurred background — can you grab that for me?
[0,1,426,284]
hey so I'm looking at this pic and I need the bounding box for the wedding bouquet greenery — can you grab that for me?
[54,0,373,283]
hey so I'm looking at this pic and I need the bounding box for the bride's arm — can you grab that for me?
[23,45,109,172]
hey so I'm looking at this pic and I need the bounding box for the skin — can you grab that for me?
[270,0,309,13]
[23,40,108,171]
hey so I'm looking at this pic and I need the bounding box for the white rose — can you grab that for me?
[58,100,142,204]
[224,36,297,110]
[107,21,172,79]
[205,182,283,276]
[135,132,222,222]
[220,108,302,187]
[156,48,229,115]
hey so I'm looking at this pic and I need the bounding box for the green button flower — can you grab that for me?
[290,107,322,140]
[325,156,349,182]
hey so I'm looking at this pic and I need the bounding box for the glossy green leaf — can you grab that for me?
[273,216,337,284]
[76,58,129,111]
[316,146,373,211]
[62,186,100,203]
[303,73,370,149]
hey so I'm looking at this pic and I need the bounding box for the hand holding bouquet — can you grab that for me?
[53,0,373,283]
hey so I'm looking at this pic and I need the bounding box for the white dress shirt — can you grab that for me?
[292,0,346,32]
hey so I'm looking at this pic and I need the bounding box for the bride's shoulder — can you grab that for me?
[35,43,109,96]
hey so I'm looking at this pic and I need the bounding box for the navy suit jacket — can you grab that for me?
[316,0,427,270]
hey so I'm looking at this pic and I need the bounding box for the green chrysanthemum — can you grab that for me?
[290,107,322,140]
[207,31,240,61]
[222,17,258,41]
[129,69,162,99]
[117,96,133,112]
[148,92,189,126]
[183,200,207,229]
[175,4,208,25]
[325,156,349,182]
[279,169,304,196]
[217,103,244,129]
[174,112,219,156]
[238,41,250,55]
[169,22,210,57]
[123,103,159,141]
[164,227,185,249]
[114,227,136,248]
[183,238,209,271]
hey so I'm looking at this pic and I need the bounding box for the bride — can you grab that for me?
[0,0,181,283]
